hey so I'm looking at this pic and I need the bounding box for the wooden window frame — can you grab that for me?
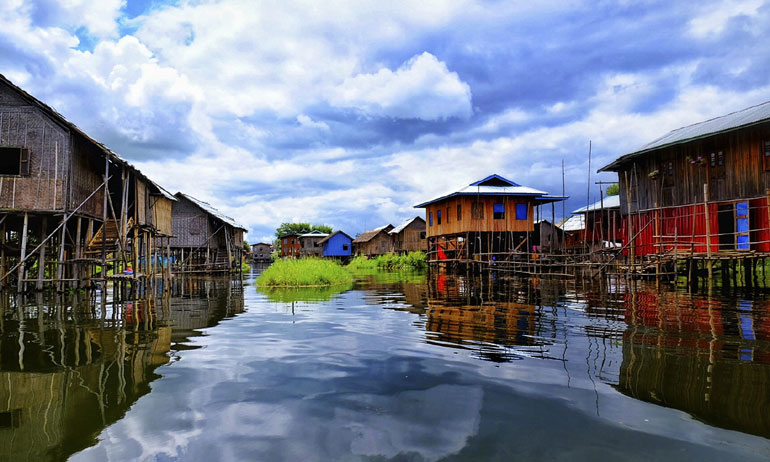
[437,209,442,225]
[0,146,30,176]
[457,204,462,221]
[493,203,505,220]
[763,140,770,171]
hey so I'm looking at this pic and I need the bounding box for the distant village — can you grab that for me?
[1,71,770,290]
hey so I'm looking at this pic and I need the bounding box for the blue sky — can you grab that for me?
[1,0,769,242]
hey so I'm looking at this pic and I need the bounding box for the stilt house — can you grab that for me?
[319,230,353,258]
[299,230,328,257]
[389,216,427,253]
[563,195,622,252]
[251,242,273,261]
[0,73,177,290]
[599,100,770,258]
[352,224,394,256]
[280,233,301,258]
[414,174,565,262]
[169,193,246,272]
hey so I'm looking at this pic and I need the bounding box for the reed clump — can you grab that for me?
[347,251,427,270]
[257,258,353,287]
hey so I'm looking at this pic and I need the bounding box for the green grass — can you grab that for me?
[256,257,353,287]
[347,251,427,271]
[241,260,251,272]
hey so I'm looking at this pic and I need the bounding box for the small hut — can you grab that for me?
[299,230,329,257]
[414,174,565,262]
[353,224,394,256]
[389,217,426,253]
[319,230,353,258]
[169,193,247,272]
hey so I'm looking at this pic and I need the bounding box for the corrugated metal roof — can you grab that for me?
[414,174,565,208]
[353,224,394,243]
[571,195,621,214]
[600,100,770,172]
[177,192,247,231]
[558,215,585,232]
[389,216,425,235]
[299,231,329,238]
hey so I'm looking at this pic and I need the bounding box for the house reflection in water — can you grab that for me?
[618,291,770,439]
[0,276,243,461]
[424,274,558,362]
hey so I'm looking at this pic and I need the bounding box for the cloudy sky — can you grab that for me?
[1,0,769,241]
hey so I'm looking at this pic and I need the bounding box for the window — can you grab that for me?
[472,202,484,219]
[457,204,462,221]
[515,203,528,220]
[437,209,442,225]
[446,207,450,224]
[283,239,287,245]
[0,147,29,176]
[717,151,724,166]
[343,244,349,251]
[419,231,426,239]
[668,161,673,175]
[493,203,505,219]
[429,212,433,226]
[764,141,770,170]
[710,152,716,167]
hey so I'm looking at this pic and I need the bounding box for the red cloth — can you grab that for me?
[437,245,447,260]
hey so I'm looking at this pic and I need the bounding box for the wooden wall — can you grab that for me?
[70,136,106,219]
[151,195,173,235]
[0,82,72,213]
[615,121,770,213]
[135,178,147,225]
[393,220,426,252]
[355,232,394,255]
[170,196,209,248]
[423,195,534,238]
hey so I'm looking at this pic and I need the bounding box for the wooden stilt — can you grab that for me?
[17,213,29,293]
[37,217,47,290]
[0,219,6,290]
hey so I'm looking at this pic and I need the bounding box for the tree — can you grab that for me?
[275,222,332,237]
[605,183,619,196]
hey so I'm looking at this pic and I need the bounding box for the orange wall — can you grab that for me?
[423,196,534,238]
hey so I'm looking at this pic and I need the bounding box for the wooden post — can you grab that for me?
[18,213,29,293]
[704,183,713,281]
[56,219,66,291]
[624,172,634,270]
[0,219,6,290]
[101,158,109,283]
[37,217,47,290]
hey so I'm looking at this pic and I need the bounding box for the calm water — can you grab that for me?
[1,268,770,461]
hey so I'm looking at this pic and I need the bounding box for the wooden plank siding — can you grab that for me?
[424,196,534,238]
[616,120,770,213]
[150,195,173,235]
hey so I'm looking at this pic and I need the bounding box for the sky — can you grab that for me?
[1,0,769,242]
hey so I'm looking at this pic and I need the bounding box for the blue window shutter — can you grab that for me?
[429,212,433,226]
[515,204,527,220]
[493,203,504,213]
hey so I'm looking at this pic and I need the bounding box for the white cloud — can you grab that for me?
[687,0,763,38]
[330,52,473,120]
[297,114,330,131]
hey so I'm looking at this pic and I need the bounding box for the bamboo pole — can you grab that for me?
[17,213,29,293]
[704,183,713,281]
[37,217,47,290]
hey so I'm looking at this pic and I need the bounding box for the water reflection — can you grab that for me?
[0,276,243,461]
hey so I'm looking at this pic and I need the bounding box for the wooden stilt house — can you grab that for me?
[414,174,565,262]
[352,224,394,256]
[599,100,770,261]
[0,73,176,290]
[251,242,273,262]
[319,230,353,258]
[389,216,427,253]
[562,195,622,253]
[169,193,246,272]
[299,230,328,257]
[280,234,301,258]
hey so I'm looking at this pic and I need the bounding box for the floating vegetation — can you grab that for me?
[347,251,427,271]
[256,258,353,287]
